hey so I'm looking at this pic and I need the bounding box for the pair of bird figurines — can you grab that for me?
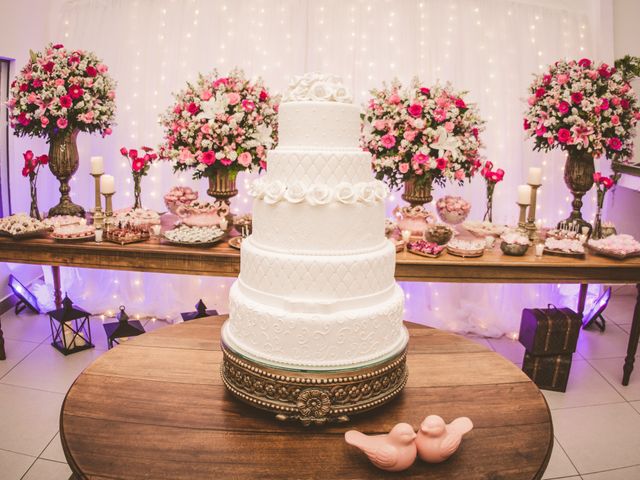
[344,415,473,472]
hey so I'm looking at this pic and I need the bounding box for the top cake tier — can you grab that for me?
[277,102,362,150]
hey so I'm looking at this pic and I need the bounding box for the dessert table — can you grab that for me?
[0,230,638,385]
[60,315,552,480]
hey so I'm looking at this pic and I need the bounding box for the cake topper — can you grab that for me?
[283,73,353,103]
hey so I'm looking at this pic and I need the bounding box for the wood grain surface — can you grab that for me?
[60,316,553,480]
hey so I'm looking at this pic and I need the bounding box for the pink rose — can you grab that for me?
[593,172,602,183]
[201,124,211,134]
[535,87,546,98]
[535,124,546,137]
[571,92,583,104]
[557,101,570,115]
[621,99,630,110]
[388,93,401,104]
[85,65,97,77]
[523,118,531,130]
[454,169,465,180]
[611,115,620,125]
[607,137,622,151]
[436,157,448,170]
[611,97,621,106]
[557,128,571,143]
[412,152,428,164]
[54,78,65,87]
[578,58,592,68]
[238,151,252,167]
[455,98,466,109]
[187,102,199,115]
[373,119,387,130]
[120,147,128,156]
[527,96,537,106]
[199,151,216,165]
[227,92,240,105]
[220,157,232,166]
[601,177,614,189]
[178,148,193,164]
[403,130,417,142]
[444,121,454,133]
[107,90,116,100]
[201,90,213,101]
[399,163,409,174]
[40,116,49,127]
[600,98,610,110]
[103,127,112,136]
[97,63,108,73]
[27,93,37,104]
[556,74,569,85]
[380,134,396,149]
[241,99,255,112]
[56,118,68,129]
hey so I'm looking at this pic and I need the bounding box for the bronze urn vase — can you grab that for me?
[48,129,85,217]
[401,177,434,207]
[561,151,594,231]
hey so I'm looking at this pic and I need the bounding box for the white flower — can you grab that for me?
[430,126,461,160]
[335,182,357,204]
[252,124,274,148]
[357,183,377,203]
[263,181,286,204]
[197,94,228,121]
[306,184,333,206]
[283,182,308,203]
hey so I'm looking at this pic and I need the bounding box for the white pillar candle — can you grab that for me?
[401,229,412,243]
[517,185,531,205]
[535,243,544,257]
[100,175,115,194]
[90,156,104,175]
[527,167,542,186]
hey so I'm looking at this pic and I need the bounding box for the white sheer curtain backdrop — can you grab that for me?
[29,0,612,334]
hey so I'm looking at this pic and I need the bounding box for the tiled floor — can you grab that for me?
[0,290,638,479]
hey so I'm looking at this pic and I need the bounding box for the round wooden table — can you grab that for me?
[61,316,552,479]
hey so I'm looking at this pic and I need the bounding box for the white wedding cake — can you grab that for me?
[221,74,408,370]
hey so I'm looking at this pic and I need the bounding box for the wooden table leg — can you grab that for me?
[0,319,6,360]
[577,283,588,316]
[52,265,63,310]
[622,283,640,386]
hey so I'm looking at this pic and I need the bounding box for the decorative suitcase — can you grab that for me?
[518,305,582,355]
[522,352,572,392]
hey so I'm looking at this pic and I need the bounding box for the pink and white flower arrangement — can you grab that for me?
[7,43,116,138]
[524,58,639,160]
[362,79,485,190]
[158,69,279,180]
[120,146,158,209]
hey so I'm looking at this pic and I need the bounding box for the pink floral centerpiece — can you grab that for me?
[524,58,639,228]
[158,69,279,203]
[436,195,471,225]
[362,79,485,206]
[7,43,116,217]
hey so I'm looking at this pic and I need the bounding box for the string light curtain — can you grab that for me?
[31,0,611,335]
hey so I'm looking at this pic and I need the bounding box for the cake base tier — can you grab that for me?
[220,330,409,426]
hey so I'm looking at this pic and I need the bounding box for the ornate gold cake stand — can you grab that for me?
[221,340,408,426]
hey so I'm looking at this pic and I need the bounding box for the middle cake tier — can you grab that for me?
[239,237,397,303]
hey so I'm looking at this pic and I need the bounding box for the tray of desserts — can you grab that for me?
[105,223,151,245]
[0,214,49,239]
[114,208,162,230]
[163,225,225,247]
[587,235,640,260]
[228,236,243,250]
[407,240,446,258]
[463,221,508,238]
[543,238,585,259]
[50,224,95,242]
[42,215,85,230]
[446,238,485,258]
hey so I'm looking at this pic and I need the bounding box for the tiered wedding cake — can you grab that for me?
[221,74,408,373]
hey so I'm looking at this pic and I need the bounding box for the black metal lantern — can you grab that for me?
[103,305,145,349]
[48,295,94,355]
[181,299,218,322]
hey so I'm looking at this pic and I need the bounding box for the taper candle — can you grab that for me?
[527,167,542,186]
[100,175,115,194]
[90,156,104,175]
[517,185,531,205]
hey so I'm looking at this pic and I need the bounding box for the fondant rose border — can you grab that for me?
[249,179,389,205]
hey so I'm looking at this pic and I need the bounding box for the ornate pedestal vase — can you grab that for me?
[560,152,594,231]
[48,129,85,217]
[401,177,433,207]
[206,170,237,228]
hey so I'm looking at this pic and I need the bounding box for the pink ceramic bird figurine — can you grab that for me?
[416,415,473,463]
[344,423,418,472]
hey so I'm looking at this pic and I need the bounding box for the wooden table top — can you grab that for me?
[60,316,553,480]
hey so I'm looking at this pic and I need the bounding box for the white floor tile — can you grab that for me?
[542,439,578,479]
[0,311,51,343]
[631,401,640,414]
[542,359,625,410]
[576,323,631,360]
[552,402,640,474]
[0,449,36,480]
[616,323,632,334]
[40,433,66,464]
[0,339,39,379]
[486,336,526,363]
[604,294,636,325]
[0,341,102,394]
[589,357,640,402]
[583,465,640,479]
[0,384,63,457]
[22,458,72,480]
